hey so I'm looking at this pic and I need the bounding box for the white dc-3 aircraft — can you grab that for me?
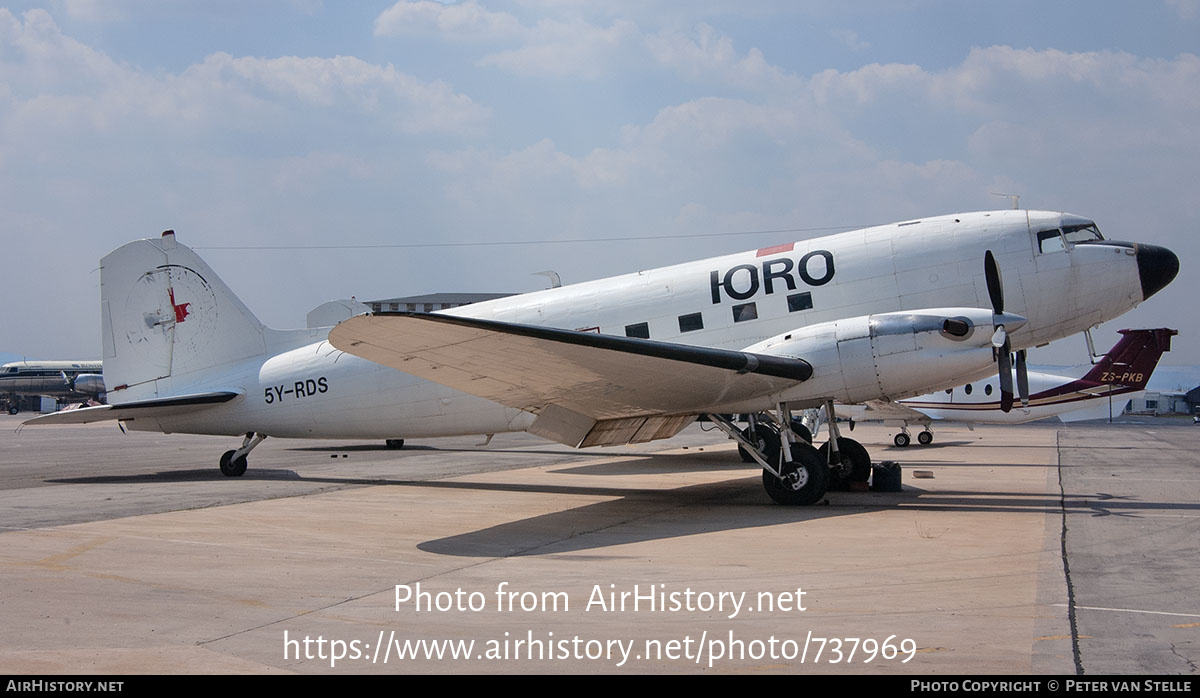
[26,209,1179,505]
[834,327,1176,447]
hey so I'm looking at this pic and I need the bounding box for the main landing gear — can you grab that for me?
[709,400,871,505]
[893,427,934,447]
[219,432,266,477]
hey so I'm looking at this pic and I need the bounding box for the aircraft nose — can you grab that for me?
[1137,243,1179,300]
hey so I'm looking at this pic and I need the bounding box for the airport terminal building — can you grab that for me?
[366,293,515,314]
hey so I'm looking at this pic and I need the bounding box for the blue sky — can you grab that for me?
[1,1,1197,365]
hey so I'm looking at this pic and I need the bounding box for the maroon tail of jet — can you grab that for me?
[1078,328,1177,390]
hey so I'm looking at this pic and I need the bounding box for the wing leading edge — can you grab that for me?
[329,312,812,447]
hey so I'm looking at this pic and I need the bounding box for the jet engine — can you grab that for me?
[71,374,106,397]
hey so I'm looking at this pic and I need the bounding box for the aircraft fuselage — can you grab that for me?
[118,210,1165,439]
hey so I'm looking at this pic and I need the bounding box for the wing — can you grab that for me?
[329,312,812,447]
[21,391,240,425]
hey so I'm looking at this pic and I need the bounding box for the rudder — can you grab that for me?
[101,231,268,402]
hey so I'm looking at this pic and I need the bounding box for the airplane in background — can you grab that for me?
[835,328,1177,446]
[1,360,104,414]
[25,210,1178,505]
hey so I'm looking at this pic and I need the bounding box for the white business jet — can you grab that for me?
[25,210,1178,505]
[834,327,1176,446]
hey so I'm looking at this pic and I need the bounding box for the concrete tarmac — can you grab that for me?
[0,415,1196,674]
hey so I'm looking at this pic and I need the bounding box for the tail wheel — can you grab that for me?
[822,437,872,491]
[762,442,829,505]
[219,450,247,477]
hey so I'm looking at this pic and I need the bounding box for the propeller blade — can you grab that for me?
[984,250,1005,314]
[997,340,1014,413]
[1016,349,1029,407]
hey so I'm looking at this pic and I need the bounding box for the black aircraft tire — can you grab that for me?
[219,450,248,477]
[738,424,781,464]
[385,439,406,449]
[789,419,813,444]
[917,431,933,445]
[894,432,910,447]
[762,442,829,506]
[822,437,872,491]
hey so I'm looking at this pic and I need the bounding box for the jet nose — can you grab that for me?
[1137,243,1180,300]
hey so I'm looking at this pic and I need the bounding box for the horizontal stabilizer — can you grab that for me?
[329,312,812,423]
[22,391,240,426]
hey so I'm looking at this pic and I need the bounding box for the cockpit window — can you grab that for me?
[1037,223,1103,253]
[1063,223,1103,243]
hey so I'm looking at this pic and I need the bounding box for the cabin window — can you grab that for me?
[787,292,813,312]
[964,383,973,395]
[625,322,650,339]
[678,313,704,333]
[985,384,993,395]
[732,303,758,323]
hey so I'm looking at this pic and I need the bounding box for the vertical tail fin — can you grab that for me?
[1080,328,1176,389]
[101,231,268,402]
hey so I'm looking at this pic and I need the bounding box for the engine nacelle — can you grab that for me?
[72,373,106,396]
[744,307,1025,405]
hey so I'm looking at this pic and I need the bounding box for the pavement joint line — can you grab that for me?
[1054,604,1200,619]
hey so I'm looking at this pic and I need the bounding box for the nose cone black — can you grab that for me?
[1137,243,1179,300]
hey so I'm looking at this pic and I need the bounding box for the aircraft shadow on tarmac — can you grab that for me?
[287,444,578,457]
[405,473,1200,558]
[47,468,308,484]
[551,449,775,476]
[880,440,975,449]
[46,454,1199,557]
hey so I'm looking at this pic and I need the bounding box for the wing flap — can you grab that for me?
[329,312,811,422]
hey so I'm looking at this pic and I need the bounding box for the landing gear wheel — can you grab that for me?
[762,442,829,505]
[789,419,813,444]
[385,439,406,449]
[219,450,247,477]
[893,432,910,448]
[822,437,872,491]
[738,424,781,464]
[917,430,933,445]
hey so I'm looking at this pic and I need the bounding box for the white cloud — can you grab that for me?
[0,9,488,138]
[374,0,523,39]
[645,23,792,90]
[829,28,869,52]
[376,1,644,78]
